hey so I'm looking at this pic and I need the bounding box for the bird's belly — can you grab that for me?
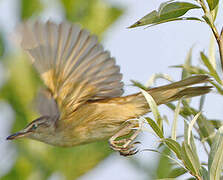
[48,102,137,147]
[43,120,123,147]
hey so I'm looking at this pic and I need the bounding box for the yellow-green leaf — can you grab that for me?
[208,126,223,180]
[200,52,222,85]
[162,138,182,159]
[129,2,201,28]
[141,89,162,128]
[145,117,164,138]
[207,0,219,10]
[158,2,200,20]
[171,100,181,141]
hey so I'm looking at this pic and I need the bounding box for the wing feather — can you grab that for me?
[17,20,124,118]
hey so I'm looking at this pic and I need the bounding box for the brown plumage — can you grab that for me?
[7,20,212,156]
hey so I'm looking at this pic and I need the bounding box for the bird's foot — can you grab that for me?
[109,122,141,156]
[109,140,141,156]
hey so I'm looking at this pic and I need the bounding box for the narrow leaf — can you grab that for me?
[210,4,219,22]
[182,47,193,79]
[131,80,147,90]
[200,52,222,85]
[168,167,187,178]
[129,10,159,28]
[145,17,202,28]
[208,126,223,180]
[156,147,172,178]
[184,121,189,144]
[209,35,216,70]
[199,93,206,111]
[129,2,201,28]
[188,112,201,146]
[209,119,223,129]
[207,0,219,10]
[158,2,200,20]
[145,117,164,138]
[141,89,162,128]
[200,166,209,180]
[143,148,185,169]
[181,141,201,176]
[162,138,182,159]
[171,100,181,141]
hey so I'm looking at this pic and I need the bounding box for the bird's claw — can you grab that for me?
[108,122,141,156]
[119,148,139,156]
[109,139,141,156]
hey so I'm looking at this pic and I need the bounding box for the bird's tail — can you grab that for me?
[124,75,212,116]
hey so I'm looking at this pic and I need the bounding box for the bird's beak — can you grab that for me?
[6,129,31,140]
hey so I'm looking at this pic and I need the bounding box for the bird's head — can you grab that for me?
[6,116,58,142]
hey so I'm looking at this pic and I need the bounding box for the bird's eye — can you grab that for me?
[31,124,38,130]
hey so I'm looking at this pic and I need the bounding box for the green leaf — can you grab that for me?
[146,17,203,28]
[131,80,148,90]
[200,166,209,180]
[171,100,181,141]
[156,147,172,178]
[188,112,201,146]
[210,4,219,22]
[202,14,213,26]
[209,35,217,70]
[129,2,201,28]
[167,167,187,178]
[167,101,215,147]
[199,93,206,111]
[143,148,185,169]
[209,119,223,129]
[141,89,162,129]
[208,126,223,180]
[207,0,219,10]
[182,121,201,176]
[182,48,193,79]
[145,117,164,138]
[21,0,43,20]
[129,10,159,28]
[181,141,201,176]
[162,138,182,159]
[158,2,200,20]
[200,52,222,85]
[184,121,190,144]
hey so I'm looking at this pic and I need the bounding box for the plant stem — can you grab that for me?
[197,0,223,75]
[197,0,209,13]
[210,25,223,73]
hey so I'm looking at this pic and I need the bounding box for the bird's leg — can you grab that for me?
[109,121,141,156]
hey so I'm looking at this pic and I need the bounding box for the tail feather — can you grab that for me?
[165,86,212,103]
[149,75,211,92]
[123,75,212,117]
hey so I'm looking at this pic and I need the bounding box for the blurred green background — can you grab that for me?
[0,0,124,179]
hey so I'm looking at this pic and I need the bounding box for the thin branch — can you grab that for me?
[197,0,223,75]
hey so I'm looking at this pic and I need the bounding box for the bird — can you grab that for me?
[6,20,212,156]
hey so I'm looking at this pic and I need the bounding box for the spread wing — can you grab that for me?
[17,20,124,119]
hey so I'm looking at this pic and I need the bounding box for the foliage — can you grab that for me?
[130,0,223,179]
[1,0,223,179]
[0,0,123,179]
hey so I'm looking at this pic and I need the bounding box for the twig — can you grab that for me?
[197,0,223,75]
